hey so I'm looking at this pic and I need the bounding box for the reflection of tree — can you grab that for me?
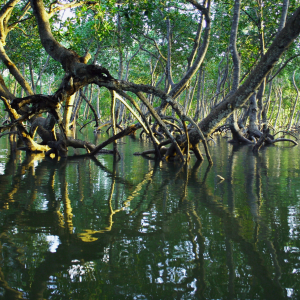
[60,163,74,236]
[0,266,24,299]
[186,201,206,300]
[0,153,163,298]
[165,162,207,299]
[0,230,28,300]
[78,159,156,242]
[0,152,42,209]
[197,164,285,300]
[245,148,283,287]
[224,144,245,298]
[0,144,294,299]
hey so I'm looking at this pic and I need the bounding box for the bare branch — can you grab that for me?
[267,54,300,82]
[48,0,96,17]
[135,30,167,61]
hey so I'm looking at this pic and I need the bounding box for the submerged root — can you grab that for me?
[273,130,298,139]
[134,146,168,157]
[253,128,270,153]
[252,128,298,153]
[269,138,298,145]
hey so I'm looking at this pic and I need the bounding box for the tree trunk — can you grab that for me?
[274,87,282,129]
[226,0,250,144]
[63,94,76,136]
[261,76,273,129]
[288,70,299,130]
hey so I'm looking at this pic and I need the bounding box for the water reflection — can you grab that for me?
[0,135,299,299]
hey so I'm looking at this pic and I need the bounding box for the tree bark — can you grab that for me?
[288,70,299,130]
[227,0,248,144]
[274,87,282,129]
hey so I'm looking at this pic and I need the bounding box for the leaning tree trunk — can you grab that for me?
[196,6,300,139]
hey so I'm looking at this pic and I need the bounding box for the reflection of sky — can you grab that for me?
[68,261,96,282]
[0,163,5,175]
[46,235,61,253]
[286,288,294,297]
[0,150,8,175]
[288,206,300,239]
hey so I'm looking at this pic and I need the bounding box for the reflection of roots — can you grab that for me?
[215,122,298,153]
[78,229,99,242]
[78,169,154,243]
[97,121,213,164]
[134,138,204,163]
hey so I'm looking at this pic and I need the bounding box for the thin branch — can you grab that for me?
[48,0,96,17]
[267,54,300,82]
[273,130,298,140]
[8,15,33,27]
[80,90,99,127]
[135,30,167,61]
[0,131,18,138]
[241,8,258,26]
[270,138,298,145]
[8,1,31,29]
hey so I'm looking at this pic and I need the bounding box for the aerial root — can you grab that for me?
[46,140,68,157]
[269,138,298,145]
[253,128,269,153]
[253,128,298,153]
[273,130,298,140]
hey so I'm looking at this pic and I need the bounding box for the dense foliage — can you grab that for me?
[0,0,299,160]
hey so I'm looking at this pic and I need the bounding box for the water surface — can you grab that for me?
[0,130,299,299]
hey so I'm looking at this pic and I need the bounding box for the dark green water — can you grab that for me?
[0,129,300,299]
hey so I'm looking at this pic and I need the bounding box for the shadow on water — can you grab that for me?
[0,135,299,299]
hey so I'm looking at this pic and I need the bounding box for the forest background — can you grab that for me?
[0,0,300,161]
